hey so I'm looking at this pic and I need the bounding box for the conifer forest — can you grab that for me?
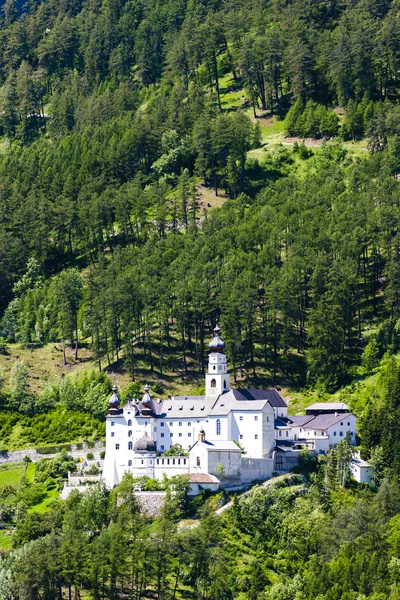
[4,0,400,596]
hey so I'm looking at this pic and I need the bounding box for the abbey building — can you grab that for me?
[102,325,357,489]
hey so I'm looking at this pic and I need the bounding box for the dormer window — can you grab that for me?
[201,406,205,411]
[128,420,132,426]
[179,406,183,410]
[168,406,172,410]
[190,406,194,410]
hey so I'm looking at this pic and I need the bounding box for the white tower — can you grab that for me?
[205,324,230,396]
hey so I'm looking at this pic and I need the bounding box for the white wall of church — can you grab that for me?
[229,410,266,458]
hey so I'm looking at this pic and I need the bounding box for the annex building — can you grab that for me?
[102,325,358,490]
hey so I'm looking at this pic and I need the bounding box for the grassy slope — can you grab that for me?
[0,461,62,550]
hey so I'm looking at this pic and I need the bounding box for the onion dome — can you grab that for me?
[109,384,120,407]
[209,323,226,352]
[142,383,152,407]
[134,432,157,453]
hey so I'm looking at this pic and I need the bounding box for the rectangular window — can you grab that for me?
[111,432,115,437]
[162,459,164,464]
[157,459,159,465]
[183,459,186,464]
[115,444,120,450]
[340,422,343,426]
[188,433,192,437]
[286,431,289,438]
[267,416,269,422]
[169,422,173,426]
[334,431,337,436]
[178,459,181,465]
[170,433,173,437]
[161,422,164,427]
[141,460,144,464]
[179,433,182,437]
[240,416,243,421]
[240,434,243,439]
[167,459,170,465]
[173,459,175,465]
[161,445,164,450]
[179,422,182,426]
[340,431,343,437]
[111,422,115,427]
[255,416,258,421]
[161,433,164,438]
[188,422,191,426]
[347,422,350,426]
[255,435,258,439]
[279,431,282,437]
[154,427,157,432]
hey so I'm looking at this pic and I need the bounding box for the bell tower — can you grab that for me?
[205,324,230,396]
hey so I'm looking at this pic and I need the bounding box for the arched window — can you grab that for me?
[211,379,216,388]
[128,460,132,466]
[128,430,132,437]
[128,420,132,426]
[128,442,133,450]
[196,456,201,467]
[216,419,221,435]
[224,380,227,389]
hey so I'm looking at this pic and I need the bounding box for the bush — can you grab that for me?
[100,450,106,459]
[86,452,94,460]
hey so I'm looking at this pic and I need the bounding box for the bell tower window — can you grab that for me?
[216,419,221,435]
[211,379,216,388]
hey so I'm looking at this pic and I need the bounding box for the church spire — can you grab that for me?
[205,321,230,396]
[209,322,226,353]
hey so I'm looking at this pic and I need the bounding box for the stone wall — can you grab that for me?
[134,491,167,517]
[240,457,274,483]
[0,442,105,465]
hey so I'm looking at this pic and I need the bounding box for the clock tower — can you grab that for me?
[205,324,230,396]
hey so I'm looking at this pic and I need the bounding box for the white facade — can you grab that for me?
[285,412,357,452]
[102,327,358,490]
[102,325,287,489]
[350,452,372,484]
[206,351,230,396]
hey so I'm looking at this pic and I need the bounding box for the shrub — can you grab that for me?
[86,452,94,460]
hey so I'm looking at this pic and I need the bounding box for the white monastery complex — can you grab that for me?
[102,324,361,491]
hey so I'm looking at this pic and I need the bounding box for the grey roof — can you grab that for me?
[306,402,349,411]
[121,387,287,418]
[302,413,355,430]
[195,439,242,451]
[210,392,270,416]
[288,416,316,427]
[134,432,157,452]
[154,396,217,418]
[231,389,287,407]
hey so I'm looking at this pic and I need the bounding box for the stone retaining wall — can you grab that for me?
[134,491,167,517]
[0,442,105,465]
